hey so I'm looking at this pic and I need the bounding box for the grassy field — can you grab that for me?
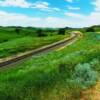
[0,27,68,58]
[0,32,99,100]
[0,35,66,58]
[0,27,59,43]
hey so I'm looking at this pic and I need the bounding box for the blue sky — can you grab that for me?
[0,0,100,27]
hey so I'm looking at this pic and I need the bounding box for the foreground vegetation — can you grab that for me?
[0,31,100,100]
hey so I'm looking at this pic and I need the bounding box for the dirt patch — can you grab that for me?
[81,81,100,100]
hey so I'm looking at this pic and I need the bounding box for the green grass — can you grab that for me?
[0,27,68,58]
[0,32,100,100]
[0,30,21,43]
[0,27,58,43]
[0,35,66,58]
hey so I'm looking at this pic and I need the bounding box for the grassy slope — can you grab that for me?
[0,27,68,58]
[0,27,58,43]
[0,30,20,43]
[0,35,66,58]
[0,32,100,100]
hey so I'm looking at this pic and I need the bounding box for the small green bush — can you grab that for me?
[73,63,98,89]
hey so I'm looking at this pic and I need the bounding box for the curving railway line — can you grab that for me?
[0,32,79,68]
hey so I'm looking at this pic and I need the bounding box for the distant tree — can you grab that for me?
[86,27,95,32]
[36,29,45,37]
[15,28,20,34]
[58,28,65,35]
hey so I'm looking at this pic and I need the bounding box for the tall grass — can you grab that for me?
[0,32,100,100]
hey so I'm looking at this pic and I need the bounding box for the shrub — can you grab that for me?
[36,29,46,37]
[58,61,74,78]
[58,28,65,35]
[86,27,95,32]
[58,63,66,73]
[90,58,100,71]
[15,28,20,34]
[73,63,98,89]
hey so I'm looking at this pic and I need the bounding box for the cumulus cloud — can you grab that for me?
[0,0,100,28]
[0,11,81,28]
[64,0,100,27]
[67,6,80,10]
[92,0,100,11]
[0,0,60,12]
[65,12,86,19]
[65,0,79,3]
[0,11,41,26]
[0,0,31,8]
[0,10,100,28]
[65,11,100,27]
[32,1,60,12]
[87,12,100,25]
[65,0,73,3]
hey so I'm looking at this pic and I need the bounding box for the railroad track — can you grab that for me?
[0,33,79,68]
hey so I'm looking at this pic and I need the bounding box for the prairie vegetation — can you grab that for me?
[0,26,100,100]
[0,27,67,58]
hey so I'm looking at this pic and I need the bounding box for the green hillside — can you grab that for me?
[0,27,67,58]
[0,31,99,100]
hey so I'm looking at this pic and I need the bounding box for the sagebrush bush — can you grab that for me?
[73,63,98,89]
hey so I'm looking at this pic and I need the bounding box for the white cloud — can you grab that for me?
[92,0,100,11]
[65,11,100,27]
[2,11,73,28]
[0,0,31,8]
[67,6,80,10]
[87,12,100,25]
[65,12,86,19]
[65,0,73,3]
[0,11,80,28]
[32,2,49,9]
[0,11,41,27]
[63,0,100,27]
[0,10,100,28]
[0,0,100,28]
[0,0,60,12]
[65,0,79,3]
[32,1,60,12]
